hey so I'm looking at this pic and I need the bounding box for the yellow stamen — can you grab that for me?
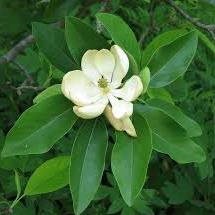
[98,78,108,88]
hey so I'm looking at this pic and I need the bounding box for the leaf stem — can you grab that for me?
[10,194,25,209]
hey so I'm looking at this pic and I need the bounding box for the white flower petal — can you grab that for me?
[61,70,102,106]
[95,49,115,82]
[73,97,108,119]
[104,105,124,131]
[122,117,137,137]
[108,94,133,119]
[112,75,143,102]
[110,45,129,88]
[104,105,137,137]
[81,50,101,84]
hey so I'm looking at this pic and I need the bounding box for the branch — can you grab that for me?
[0,35,34,65]
[165,0,215,40]
[11,85,43,96]
[12,85,43,91]
[12,61,34,84]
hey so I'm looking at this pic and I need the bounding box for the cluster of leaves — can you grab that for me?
[0,0,214,214]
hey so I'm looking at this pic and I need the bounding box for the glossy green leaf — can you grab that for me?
[146,99,202,137]
[33,84,62,104]
[196,29,215,54]
[142,29,189,67]
[2,95,77,157]
[166,76,188,101]
[32,22,76,72]
[15,48,41,74]
[65,16,108,64]
[24,156,70,195]
[96,13,141,65]
[111,114,152,206]
[147,88,174,104]
[149,31,198,88]
[140,67,150,94]
[127,52,139,76]
[70,119,108,214]
[0,131,27,170]
[135,104,206,164]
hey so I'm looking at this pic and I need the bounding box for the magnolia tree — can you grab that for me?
[1,13,206,214]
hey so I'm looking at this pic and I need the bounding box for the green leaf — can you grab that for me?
[32,22,76,72]
[162,172,194,204]
[65,16,108,64]
[96,13,141,65]
[2,95,77,157]
[69,119,108,214]
[33,84,62,104]
[147,88,174,104]
[127,52,139,76]
[15,48,41,74]
[146,99,202,137]
[107,197,124,214]
[135,104,206,164]
[142,29,189,67]
[111,114,152,206]
[149,31,198,88]
[0,6,29,35]
[37,52,52,86]
[140,67,150,94]
[133,197,154,215]
[24,156,70,195]
[44,0,80,22]
[121,206,136,215]
[196,29,215,54]
[166,77,188,101]
[197,155,213,180]
[94,185,112,200]
[0,130,27,170]
[141,189,167,208]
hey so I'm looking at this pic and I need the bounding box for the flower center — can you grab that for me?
[98,77,108,88]
[98,77,109,94]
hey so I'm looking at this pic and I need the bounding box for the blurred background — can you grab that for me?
[0,0,214,214]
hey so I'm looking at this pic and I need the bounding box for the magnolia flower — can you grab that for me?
[61,45,143,137]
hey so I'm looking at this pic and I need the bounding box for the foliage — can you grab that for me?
[0,0,214,214]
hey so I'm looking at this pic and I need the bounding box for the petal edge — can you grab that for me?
[61,70,101,106]
[73,97,108,119]
[112,75,143,102]
[110,45,129,88]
